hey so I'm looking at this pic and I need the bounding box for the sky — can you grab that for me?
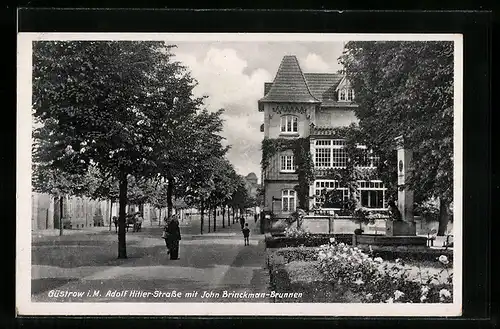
[170,41,346,182]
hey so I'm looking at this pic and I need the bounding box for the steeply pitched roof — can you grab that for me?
[303,73,343,102]
[259,56,320,104]
[264,82,273,96]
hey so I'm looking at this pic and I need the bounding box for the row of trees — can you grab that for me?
[32,41,254,258]
[338,41,454,235]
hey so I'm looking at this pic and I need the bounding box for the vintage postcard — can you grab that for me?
[17,33,462,316]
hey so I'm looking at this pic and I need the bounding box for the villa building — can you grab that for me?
[259,55,387,219]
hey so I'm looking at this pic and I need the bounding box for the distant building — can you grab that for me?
[244,172,259,199]
[259,55,386,219]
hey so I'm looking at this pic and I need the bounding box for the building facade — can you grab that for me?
[244,172,259,199]
[31,192,165,231]
[259,55,386,219]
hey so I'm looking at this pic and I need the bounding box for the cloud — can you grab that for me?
[174,47,272,180]
[301,53,331,72]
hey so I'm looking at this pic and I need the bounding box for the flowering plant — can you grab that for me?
[284,226,311,238]
[316,242,453,303]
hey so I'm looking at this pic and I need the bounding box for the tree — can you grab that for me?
[203,158,237,232]
[339,41,454,235]
[229,175,252,220]
[175,110,228,234]
[32,41,206,257]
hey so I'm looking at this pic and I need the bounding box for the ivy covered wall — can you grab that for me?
[261,137,314,211]
[261,124,392,215]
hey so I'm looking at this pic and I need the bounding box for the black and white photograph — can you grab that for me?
[17,33,462,316]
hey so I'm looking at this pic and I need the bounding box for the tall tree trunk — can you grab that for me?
[232,207,236,224]
[222,205,226,228]
[158,208,162,227]
[118,168,128,259]
[227,206,230,226]
[208,205,211,233]
[167,177,174,219]
[438,198,450,236]
[213,206,217,232]
[59,195,64,236]
[109,200,113,231]
[200,199,205,235]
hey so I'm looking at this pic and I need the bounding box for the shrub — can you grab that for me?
[274,247,318,263]
[283,226,311,238]
[316,241,453,303]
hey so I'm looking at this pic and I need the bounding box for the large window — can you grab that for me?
[315,141,331,167]
[356,145,380,168]
[358,181,386,209]
[314,139,347,168]
[332,148,348,167]
[282,189,296,212]
[280,115,298,133]
[280,154,295,172]
[314,180,349,209]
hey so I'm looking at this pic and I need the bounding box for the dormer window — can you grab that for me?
[338,88,355,102]
[280,115,298,133]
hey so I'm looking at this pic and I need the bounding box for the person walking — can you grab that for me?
[242,223,250,246]
[239,215,246,230]
[135,212,143,232]
[112,216,118,233]
[165,215,182,260]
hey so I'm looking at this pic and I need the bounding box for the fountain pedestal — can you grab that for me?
[385,220,416,236]
[386,136,416,237]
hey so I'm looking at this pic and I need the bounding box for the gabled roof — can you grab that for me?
[259,55,320,104]
[303,73,343,102]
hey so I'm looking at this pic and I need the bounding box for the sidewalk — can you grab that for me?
[31,216,271,303]
[32,226,111,238]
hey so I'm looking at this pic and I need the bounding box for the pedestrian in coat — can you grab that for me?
[242,223,250,246]
[165,215,182,260]
[112,216,118,233]
[239,215,245,230]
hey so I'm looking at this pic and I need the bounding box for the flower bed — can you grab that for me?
[265,233,353,248]
[358,244,454,263]
[316,242,453,303]
[267,247,356,302]
[267,241,453,303]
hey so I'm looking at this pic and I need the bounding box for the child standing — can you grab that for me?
[242,223,250,246]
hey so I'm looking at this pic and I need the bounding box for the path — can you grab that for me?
[31,216,271,303]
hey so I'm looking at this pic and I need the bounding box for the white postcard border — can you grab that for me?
[17,32,463,316]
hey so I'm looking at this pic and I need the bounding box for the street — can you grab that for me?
[31,217,271,303]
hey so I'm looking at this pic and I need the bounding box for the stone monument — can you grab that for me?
[386,136,417,236]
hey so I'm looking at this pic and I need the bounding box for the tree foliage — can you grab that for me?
[32,41,229,255]
[339,41,454,234]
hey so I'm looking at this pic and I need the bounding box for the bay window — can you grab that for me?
[314,139,347,168]
[314,180,349,209]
